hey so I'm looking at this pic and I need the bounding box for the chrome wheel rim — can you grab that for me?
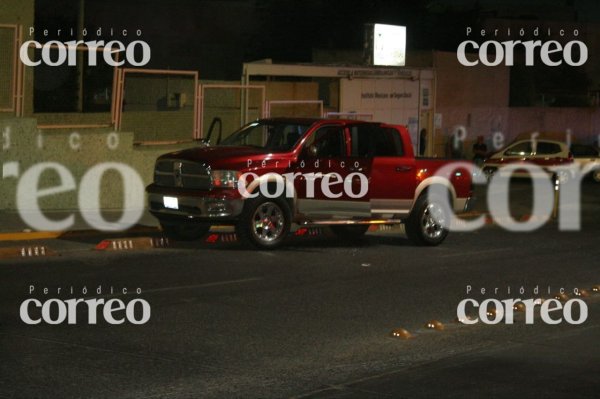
[251,202,285,243]
[556,171,570,184]
[420,203,446,240]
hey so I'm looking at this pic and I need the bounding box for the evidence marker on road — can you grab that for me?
[575,289,590,298]
[425,320,445,331]
[95,236,170,251]
[554,292,570,302]
[390,328,413,339]
[0,246,57,259]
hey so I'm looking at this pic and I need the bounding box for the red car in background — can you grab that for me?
[482,138,573,182]
[570,143,600,183]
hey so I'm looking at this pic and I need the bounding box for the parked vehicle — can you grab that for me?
[570,144,600,182]
[146,118,473,249]
[482,139,573,182]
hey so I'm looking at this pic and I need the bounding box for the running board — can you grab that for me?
[300,219,404,226]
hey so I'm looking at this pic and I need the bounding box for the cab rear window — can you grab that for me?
[350,125,404,157]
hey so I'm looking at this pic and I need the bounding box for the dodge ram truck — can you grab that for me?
[146,118,472,249]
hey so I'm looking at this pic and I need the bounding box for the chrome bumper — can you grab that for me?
[148,193,244,219]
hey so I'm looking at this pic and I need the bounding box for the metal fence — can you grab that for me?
[200,84,265,143]
[115,69,199,143]
[265,100,323,118]
[0,24,22,115]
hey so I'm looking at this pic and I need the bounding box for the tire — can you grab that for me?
[235,196,291,249]
[160,222,210,241]
[405,193,450,246]
[330,225,370,240]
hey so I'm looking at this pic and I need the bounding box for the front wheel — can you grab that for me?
[235,196,291,249]
[405,194,450,246]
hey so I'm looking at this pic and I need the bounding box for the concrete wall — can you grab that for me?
[435,106,600,158]
[508,107,600,144]
[124,76,195,111]
[432,52,600,158]
[433,106,511,158]
[201,80,264,142]
[432,51,510,157]
[121,111,195,143]
[435,52,510,109]
[1,118,202,211]
[264,81,320,118]
[201,81,320,142]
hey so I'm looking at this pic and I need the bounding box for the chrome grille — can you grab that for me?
[154,159,211,189]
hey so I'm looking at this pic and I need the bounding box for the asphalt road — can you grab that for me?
[1,181,599,398]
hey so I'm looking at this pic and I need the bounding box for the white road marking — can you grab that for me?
[142,277,264,294]
[439,248,513,258]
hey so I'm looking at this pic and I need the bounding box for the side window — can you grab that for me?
[265,124,306,150]
[303,126,346,158]
[382,128,404,156]
[505,142,532,156]
[571,144,599,157]
[350,125,404,157]
[536,142,562,155]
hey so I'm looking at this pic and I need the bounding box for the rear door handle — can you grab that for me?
[395,166,413,172]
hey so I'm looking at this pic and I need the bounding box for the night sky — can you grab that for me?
[33,0,600,80]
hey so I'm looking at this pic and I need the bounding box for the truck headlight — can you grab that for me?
[210,170,240,188]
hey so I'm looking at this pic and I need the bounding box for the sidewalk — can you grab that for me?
[0,209,160,240]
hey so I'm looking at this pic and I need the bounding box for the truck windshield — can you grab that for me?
[218,121,311,152]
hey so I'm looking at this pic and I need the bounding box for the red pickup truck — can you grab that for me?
[146,118,472,249]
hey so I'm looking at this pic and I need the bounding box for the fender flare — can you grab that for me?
[240,172,299,213]
[412,177,457,213]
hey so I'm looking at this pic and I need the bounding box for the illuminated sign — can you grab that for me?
[366,23,406,66]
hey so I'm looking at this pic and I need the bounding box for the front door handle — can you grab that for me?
[395,166,413,172]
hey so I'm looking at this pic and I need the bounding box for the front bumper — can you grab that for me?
[147,185,244,222]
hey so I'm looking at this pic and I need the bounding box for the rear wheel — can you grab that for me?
[405,193,450,246]
[330,225,370,240]
[160,222,211,241]
[555,170,570,185]
[236,196,291,249]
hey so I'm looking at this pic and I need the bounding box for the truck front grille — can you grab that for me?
[154,159,211,189]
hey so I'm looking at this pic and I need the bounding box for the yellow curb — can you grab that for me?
[0,231,64,241]
[95,236,170,251]
[0,246,58,259]
[0,226,162,242]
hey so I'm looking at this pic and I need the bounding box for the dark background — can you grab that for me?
[32,0,600,109]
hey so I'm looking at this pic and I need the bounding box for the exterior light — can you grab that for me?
[425,320,444,331]
[390,328,412,339]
